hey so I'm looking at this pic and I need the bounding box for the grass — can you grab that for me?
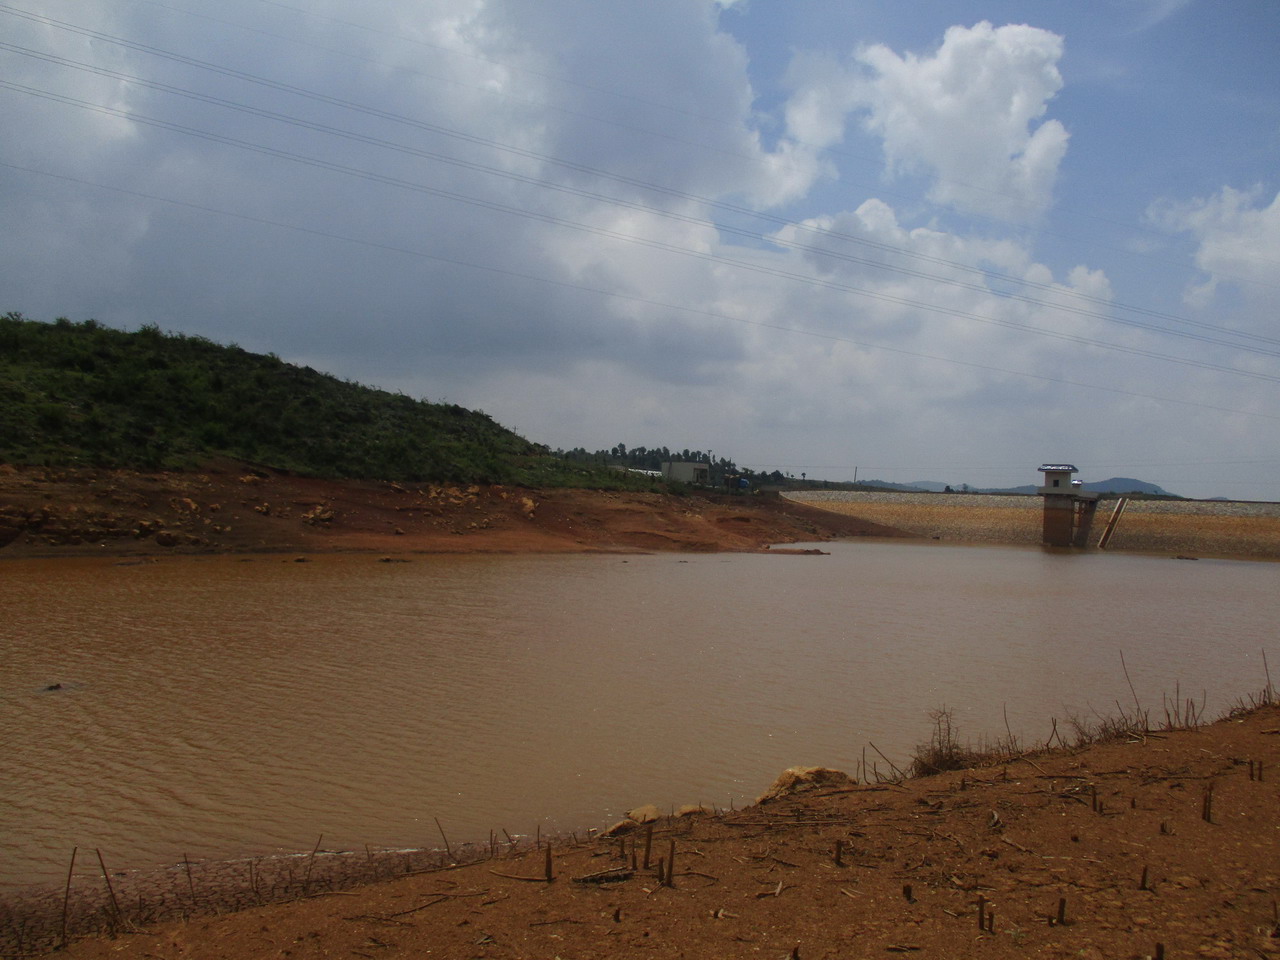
[898,665,1277,784]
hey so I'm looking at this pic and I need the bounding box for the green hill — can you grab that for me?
[0,312,642,488]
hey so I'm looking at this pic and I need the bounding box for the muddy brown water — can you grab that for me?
[2,543,1276,889]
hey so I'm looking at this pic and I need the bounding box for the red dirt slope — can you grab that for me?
[0,463,908,558]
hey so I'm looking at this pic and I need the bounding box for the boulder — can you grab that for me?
[675,804,713,818]
[626,804,662,824]
[757,766,855,803]
[601,819,640,837]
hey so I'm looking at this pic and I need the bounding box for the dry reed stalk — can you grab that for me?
[60,846,76,949]
[95,849,121,926]
[1120,650,1144,720]
[868,741,907,781]
[303,835,322,895]
[434,818,453,861]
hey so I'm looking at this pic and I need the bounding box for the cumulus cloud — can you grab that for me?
[1,1,1275,498]
[853,21,1069,221]
[1149,186,1280,314]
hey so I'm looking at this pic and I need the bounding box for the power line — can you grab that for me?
[8,71,1280,387]
[6,158,1280,427]
[3,2,1278,346]
[129,0,1280,277]
[12,36,1280,364]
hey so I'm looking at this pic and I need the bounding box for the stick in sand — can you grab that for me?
[96,849,122,923]
[1120,650,1143,720]
[61,846,77,949]
[303,835,323,894]
[435,817,454,861]
[867,741,907,781]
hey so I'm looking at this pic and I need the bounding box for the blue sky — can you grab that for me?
[1,0,1277,497]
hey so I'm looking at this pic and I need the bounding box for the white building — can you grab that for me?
[661,461,710,484]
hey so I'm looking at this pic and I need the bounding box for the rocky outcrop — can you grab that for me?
[757,766,856,803]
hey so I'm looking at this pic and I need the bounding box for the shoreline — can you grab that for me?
[6,700,1276,958]
[3,462,1278,562]
[0,464,907,560]
[787,490,1280,562]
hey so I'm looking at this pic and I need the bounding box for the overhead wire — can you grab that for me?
[10,39,1280,364]
[118,0,1280,289]
[2,0,1277,348]
[235,0,1280,274]
[8,74,1280,388]
[5,157,1279,427]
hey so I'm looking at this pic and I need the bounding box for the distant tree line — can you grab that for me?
[555,444,815,488]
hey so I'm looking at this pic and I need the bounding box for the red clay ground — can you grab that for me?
[0,463,906,559]
[16,704,1278,959]
[6,465,1278,958]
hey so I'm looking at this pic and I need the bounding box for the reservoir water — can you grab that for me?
[2,541,1276,889]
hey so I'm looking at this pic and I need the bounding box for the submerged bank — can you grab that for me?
[9,702,1278,959]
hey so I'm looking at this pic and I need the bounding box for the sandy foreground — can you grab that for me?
[5,705,1275,959]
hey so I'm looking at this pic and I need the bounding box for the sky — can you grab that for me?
[1,0,1278,499]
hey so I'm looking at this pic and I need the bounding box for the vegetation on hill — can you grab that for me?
[0,313,651,488]
[558,443,817,489]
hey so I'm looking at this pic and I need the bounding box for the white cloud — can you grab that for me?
[1125,0,1194,33]
[1150,186,1280,316]
[1,1,1276,499]
[854,21,1069,222]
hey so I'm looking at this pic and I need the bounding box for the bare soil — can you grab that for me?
[13,705,1277,959]
[6,467,1279,957]
[0,463,907,560]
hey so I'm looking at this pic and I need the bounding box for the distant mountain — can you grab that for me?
[984,477,1177,497]
[856,479,937,492]
[906,480,951,493]
[1085,477,1176,496]
[854,476,1179,497]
